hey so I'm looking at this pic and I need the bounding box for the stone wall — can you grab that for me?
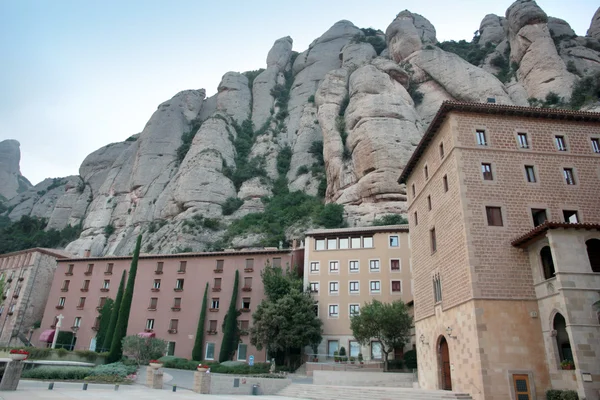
[209,374,291,395]
[312,370,413,387]
[306,361,383,377]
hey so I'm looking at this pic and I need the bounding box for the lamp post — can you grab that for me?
[70,326,79,351]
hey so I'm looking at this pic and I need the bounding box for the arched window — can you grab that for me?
[540,246,555,280]
[553,313,572,363]
[586,239,600,273]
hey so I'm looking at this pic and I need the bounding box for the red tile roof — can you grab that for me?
[511,222,600,248]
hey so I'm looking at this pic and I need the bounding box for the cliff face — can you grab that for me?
[0,140,31,200]
[4,1,600,256]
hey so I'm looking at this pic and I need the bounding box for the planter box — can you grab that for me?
[9,353,28,361]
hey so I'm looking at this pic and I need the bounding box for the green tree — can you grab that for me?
[261,261,302,302]
[95,297,114,352]
[102,270,126,351]
[122,335,167,365]
[349,299,413,371]
[0,275,5,305]
[191,283,208,361]
[108,235,142,363]
[219,270,240,362]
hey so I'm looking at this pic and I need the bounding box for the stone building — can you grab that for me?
[35,247,303,360]
[398,101,600,400]
[303,226,414,361]
[0,248,71,346]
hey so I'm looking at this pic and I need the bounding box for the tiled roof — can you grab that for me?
[0,247,73,259]
[511,221,600,248]
[306,224,409,237]
[398,101,600,184]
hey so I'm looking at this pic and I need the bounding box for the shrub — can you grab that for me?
[562,390,579,400]
[307,95,315,103]
[88,362,137,378]
[387,359,404,370]
[74,350,102,363]
[125,136,137,142]
[338,95,350,116]
[104,224,115,237]
[437,39,496,66]
[243,69,265,88]
[296,165,309,176]
[316,203,344,228]
[222,197,244,216]
[161,357,199,370]
[122,335,167,365]
[403,349,417,369]
[22,366,92,380]
[276,146,293,176]
[570,72,600,109]
[372,214,408,226]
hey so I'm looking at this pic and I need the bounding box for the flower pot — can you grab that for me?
[149,362,163,369]
[9,354,28,361]
[197,367,208,372]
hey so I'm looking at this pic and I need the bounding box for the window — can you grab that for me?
[525,165,536,183]
[443,175,448,192]
[74,317,81,328]
[169,319,179,331]
[414,211,418,226]
[481,163,493,180]
[349,304,360,317]
[243,277,252,289]
[476,130,487,146]
[309,282,319,293]
[237,343,247,360]
[149,297,158,310]
[328,304,339,318]
[391,280,402,292]
[327,340,339,357]
[239,320,249,330]
[486,206,503,226]
[146,319,155,330]
[153,279,161,289]
[242,298,251,309]
[85,264,94,275]
[167,341,176,356]
[349,260,359,272]
[58,297,65,307]
[411,183,415,197]
[555,135,567,151]
[370,280,381,294]
[315,239,325,250]
[205,343,215,360]
[310,262,320,273]
[532,209,547,227]
[586,239,600,273]
[424,165,429,180]
[369,260,380,272]
[430,228,437,253]
[105,263,113,274]
[512,374,531,400]
[82,280,90,291]
[173,297,182,309]
[62,280,70,291]
[389,236,399,247]
[155,262,163,274]
[98,297,107,308]
[329,261,339,273]
[563,168,576,185]
[178,261,187,273]
[517,133,529,149]
[363,237,373,248]
[427,195,432,210]
[391,259,400,271]
[102,280,110,289]
[439,142,445,159]
[209,320,217,332]
[329,281,339,294]
[433,273,442,303]
[272,258,281,267]
[245,259,254,269]
[349,281,359,294]
[592,138,600,153]
[351,237,361,248]
[211,298,219,309]
[66,264,74,275]
[215,260,224,271]
[339,238,349,249]
[327,238,337,250]
[214,278,222,289]
[371,342,383,360]
[563,210,579,223]
[77,297,86,308]
[175,279,184,290]
[541,246,555,280]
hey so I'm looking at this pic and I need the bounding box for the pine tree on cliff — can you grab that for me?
[102,270,126,352]
[191,283,209,361]
[108,235,142,363]
[219,270,240,362]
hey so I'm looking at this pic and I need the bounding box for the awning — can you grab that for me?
[39,329,55,343]
[138,332,155,338]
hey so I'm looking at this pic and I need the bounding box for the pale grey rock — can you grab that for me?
[287,103,322,196]
[587,7,600,40]
[371,57,410,87]
[506,0,548,38]
[386,10,437,63]
[414,80,456,127]
[248,132,279,180]
[217,72,251,124]
[238,177,271,200]
[198,94,217,122]
[479,14,507,46]
[341,43,376,70]
[411,12,437,43]
[251,68,278,129]
[558,42,600,76]
[267,36,293,70]
[0,140,31,200]
[79,141,135,197]
[505,79,531,106]
[231,233,265,248]
[548,17,575,38]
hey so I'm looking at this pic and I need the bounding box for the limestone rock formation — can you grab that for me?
[0,140,31,200]
[587,7,600,40]
[386,10,437,63]
[479,14,507,46]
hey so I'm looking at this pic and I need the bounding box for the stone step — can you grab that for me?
[278,384,473,400]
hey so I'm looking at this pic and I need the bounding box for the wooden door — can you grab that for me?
[440,337,452,390]
[512,374,531,400]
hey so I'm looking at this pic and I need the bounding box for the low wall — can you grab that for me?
[313,370,413,388]
[306,361,383,377]
[210,374,292,395]
[0,351,105,365]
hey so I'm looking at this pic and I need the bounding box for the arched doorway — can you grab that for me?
[586,239,600,273]
[439,336,452,390]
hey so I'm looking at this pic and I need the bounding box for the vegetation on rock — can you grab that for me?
[0,216,82,255]
[372,214,408,226]
[438,39,496,66]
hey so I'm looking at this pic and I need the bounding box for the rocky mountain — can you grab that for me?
[0,140,32,201]
[3,0,600,256]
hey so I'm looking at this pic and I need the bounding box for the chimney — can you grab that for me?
[83,249,91,258]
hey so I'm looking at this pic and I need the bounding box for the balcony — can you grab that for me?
[213,269,223,273]
[65,272,73,276]
[61,288,69,292]
[212,288,221,292]
[168,329,178,334]
[104,271,113,275]
[80,289,89,292]
[173,288,183,292]
[76,306,84,310]
[244,268,254,273]
[209,308,219,312]
[144,329,154,333]
[151,288,160,292]
[147,308,156,311]
[55,305,64,310]
[177,270,186,274]
[154,270,163,275]
[240,308,251,313]
[84,272,92,276]
[242,287,252,292]
[171,307,181,312]
[207,330,217,335]
[100,288,109,292]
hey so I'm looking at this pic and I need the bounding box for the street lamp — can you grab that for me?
[70,326,79,351]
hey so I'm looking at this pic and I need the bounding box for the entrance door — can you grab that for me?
[512,374,531,400]
[439,337,452,390]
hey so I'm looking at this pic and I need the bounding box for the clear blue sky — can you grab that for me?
[1,0,597,185]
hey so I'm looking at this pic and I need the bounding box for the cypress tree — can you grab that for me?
[108,234,142,363]
[191,283,209,361]
[95,297,114,352]
[219,270,240,362]
[102,270,126,351]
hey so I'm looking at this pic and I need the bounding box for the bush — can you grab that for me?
[403,349,417,369]
[276,146,293,176]
[74,349,103,363]
[316,203,345,228]
[122,335,167,365]
[161,357,200,370]
[104,224,115,237]
[222,197,244,216]
[88,362,137,378]
[562,390,579,400]
[438,39,496,66]
[307,95,315,103]
[547,389,579,400]
[22,366,92,380]
[296,165,309,176]
[243,69,265,88]
[387,359,404,370]
[372,214,408,226]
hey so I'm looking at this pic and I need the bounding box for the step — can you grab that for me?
[278,383,473,400]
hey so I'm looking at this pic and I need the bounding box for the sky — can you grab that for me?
[1,0,598,186]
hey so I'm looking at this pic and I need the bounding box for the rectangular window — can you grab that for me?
[78,297,86,308]
[74,317,81,327]
[310,262,320,272]
[328,304,339,318]
[244,277,252,289]
[351,237,361,248]
[371,342,383,360]
[486,206,503,226]
[155,262,163,274]
[476,130,487,146]
[102,280,110,289]
[555,135,567,151]
[216,260,224,271]
[175,279,184,290]
[349,260,359,272]
[309,282,319,293]
[173,297,182,308]
[517,133,529,149]
[58,297,65,307]
[327,340,339,357]
[169,319,179,331]
[427,195,432,210]
[209,320,217,332]
[149,297,158,310]
[563,210,579,223]
[237,344,248,361]
[62,280,70,291]
[245,259,254,269]
[153,279,161,289]
[592,138,600,153]
[178,261,187,273]
[242,298,251,309]
[205,343,215,360]
[433,273,442,303]
[272,258,281,267]
[349,304,360,317]
[146,319,155,330]
[414,211,418,226]
[563,168,576,185]
[411,183,416,197]
[443,175,448,192]
[211,298,219,309]
[85,264,94,275]
[439,142,445,159]
[512,374,531,400]
[369,260,380,272]
[82,280,90,290]
[339,238,349,249]
[214,278,221,289]
[167,342,176,356]
[424,165,429,180]
[481,163,493,180]
[349,281,359,294]
[66,264,74,275]
[105,263,113,274]
[389,236,399,247]
[329,281,339,294]
[391,280,402,292]
[532,209,547,227]
[430,228,437,253]
[363,237,373,248]
[370,281,381,294]
[349,341,360,358]
[525,165,536,183]
[391,259,400,271]
[327,238,337,250]
[315,239,325,250]
[329,261,339,272]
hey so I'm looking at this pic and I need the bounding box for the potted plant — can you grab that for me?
[333,350,339,363]
[149,359,163,369]
[349,356,355,364]
[9,349,29,361]
[197,363,210,372]
[339,346,347,363]
[560,359,575,370]
[358,353,364,365]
